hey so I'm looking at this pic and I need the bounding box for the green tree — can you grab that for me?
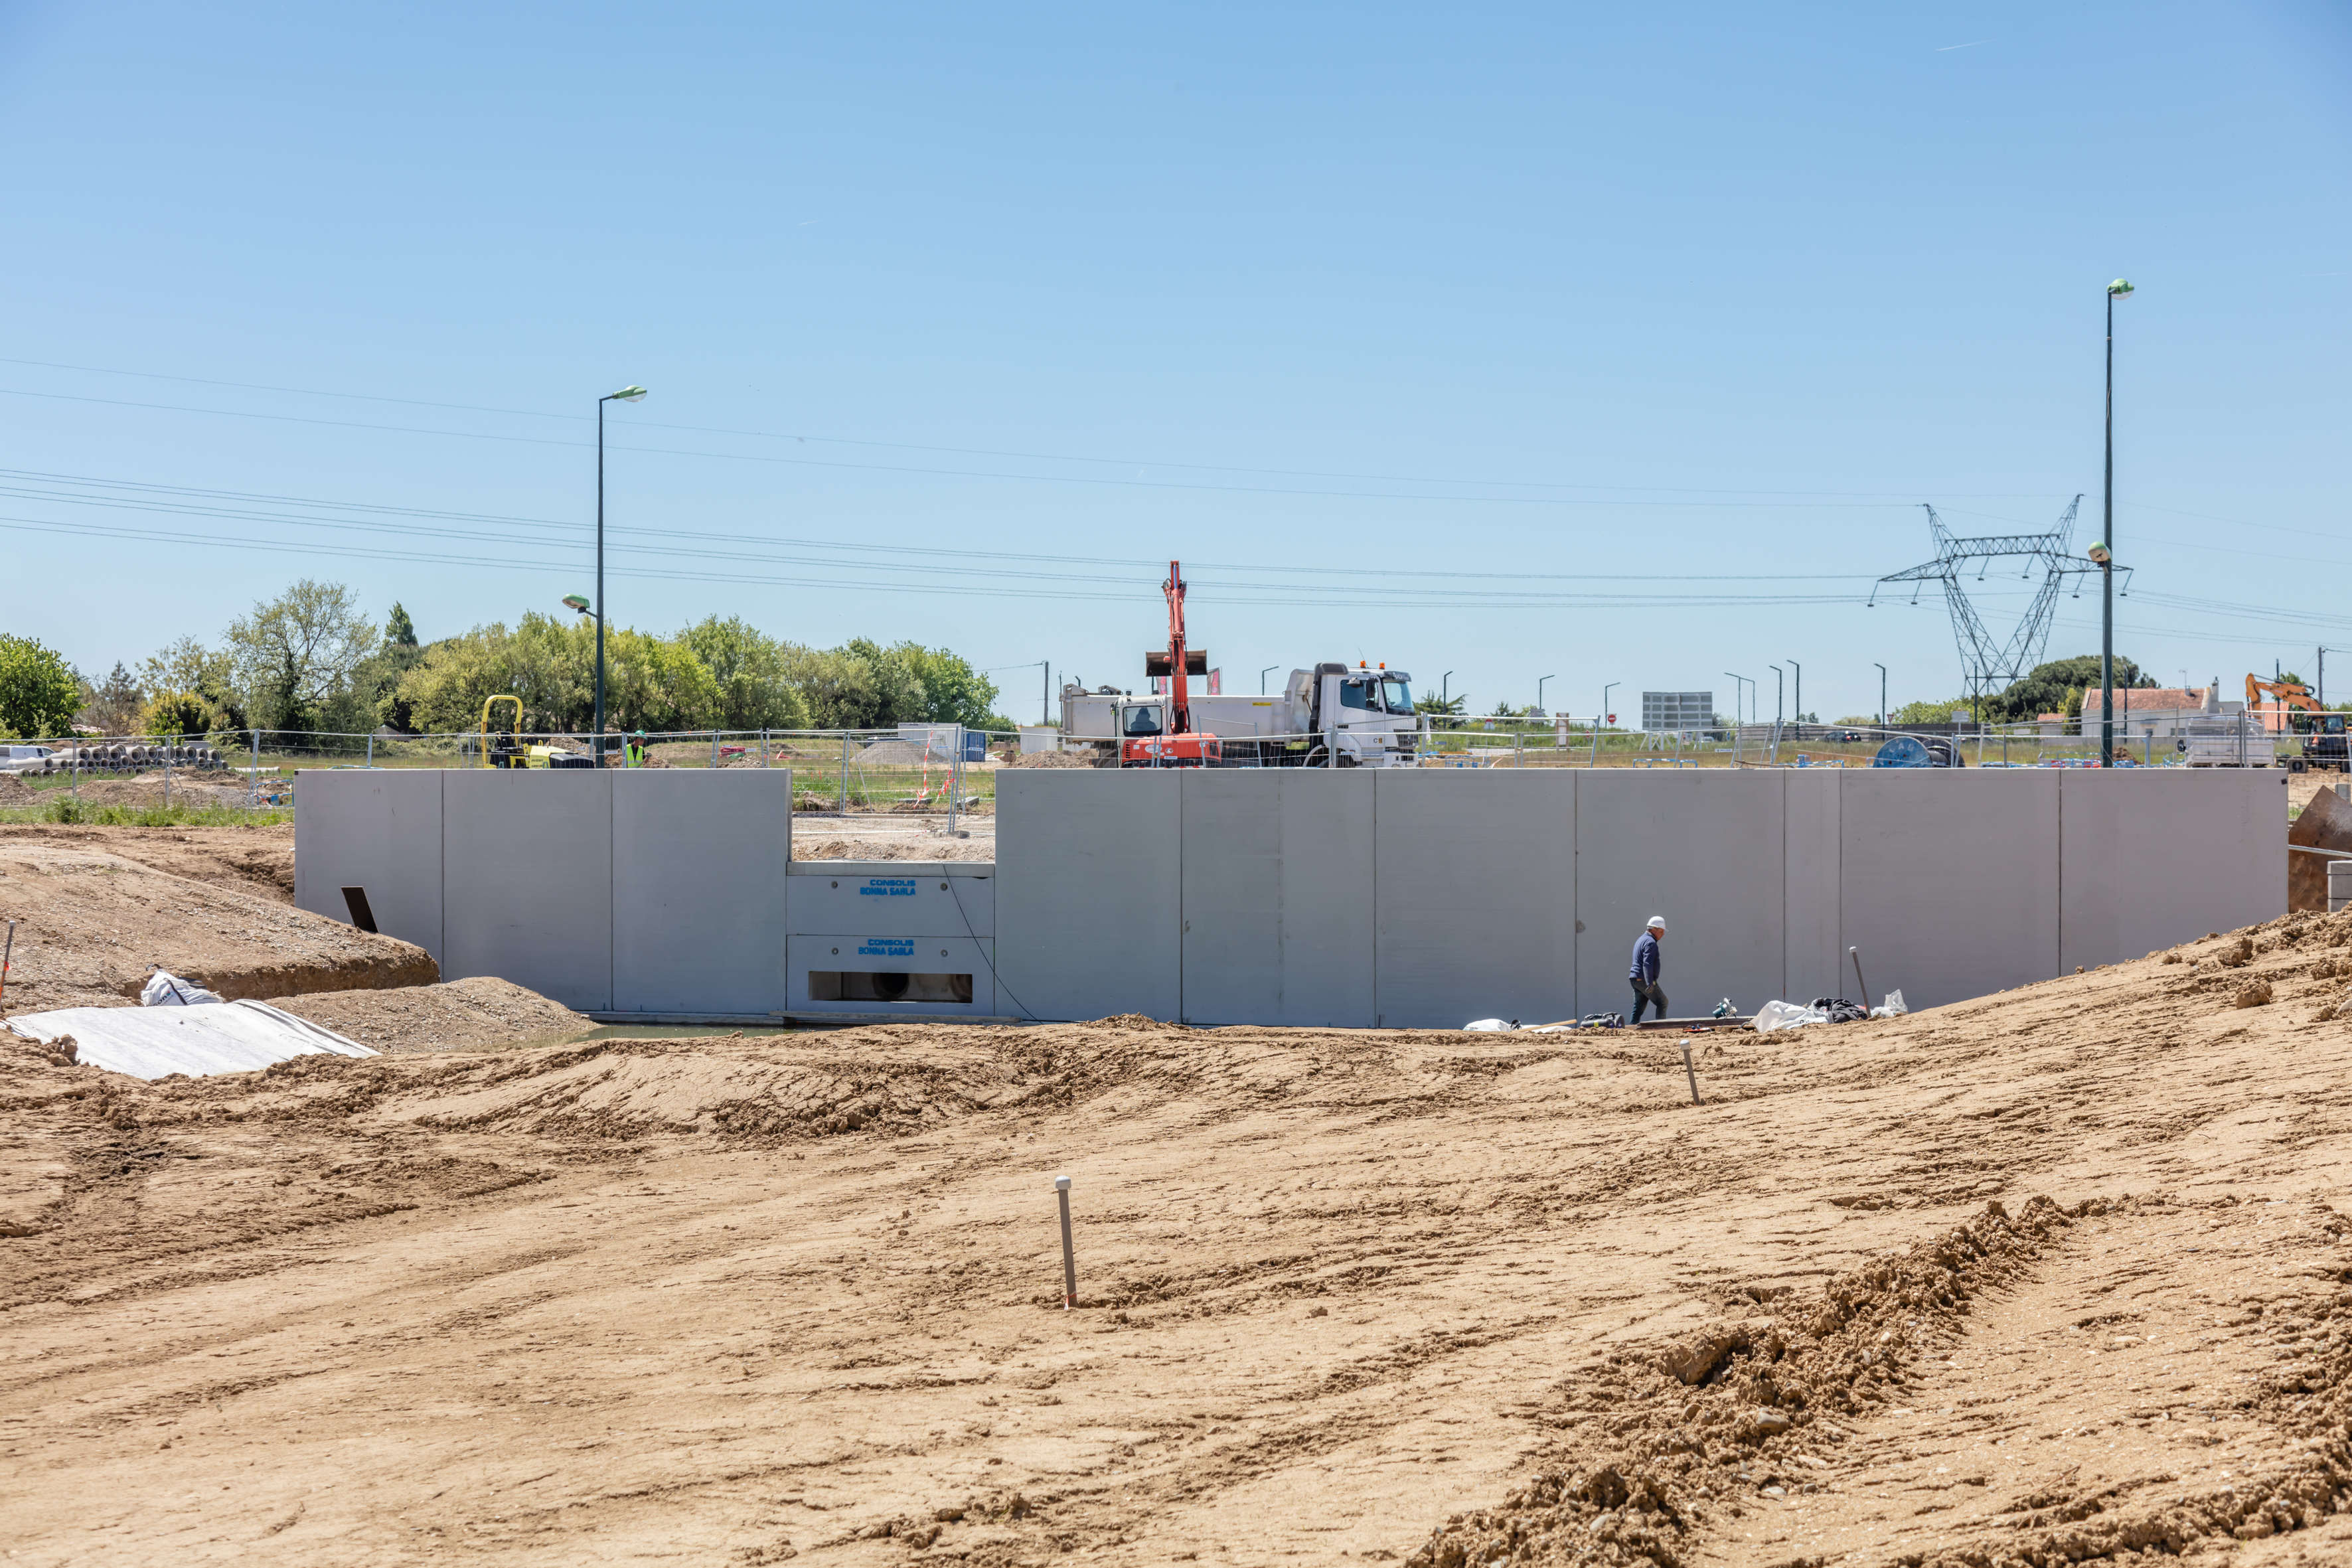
[140,636,244,730]
[890,642,1000,730]
[779,644,885,730]
[1981,655,2154,723]
[226,580,377,732]
[385,601,418,647]
[141,690,215,739]
[678,615,812,731]
[1889,696,1974,726]
[81,661,146,734]
[0,634,80,740]
[1415,692,1468,716]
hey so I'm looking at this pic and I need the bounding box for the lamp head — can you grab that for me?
[562,594,591,614]
[607,385,649,402]
[2087,542,2112,564]
[2107,279,2134,299]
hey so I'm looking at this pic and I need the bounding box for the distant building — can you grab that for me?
[2036,686,2234,739]
[1642,691,1714,732]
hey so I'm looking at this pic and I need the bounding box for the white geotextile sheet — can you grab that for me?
[6,999,376,1081]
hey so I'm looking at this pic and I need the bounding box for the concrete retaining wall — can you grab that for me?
[996,767,2285,1024]
[297,769,794,1018]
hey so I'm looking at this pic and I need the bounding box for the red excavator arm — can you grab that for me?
[1124,558,1221,767]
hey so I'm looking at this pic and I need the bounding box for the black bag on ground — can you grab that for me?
[1808,996,1868,1024]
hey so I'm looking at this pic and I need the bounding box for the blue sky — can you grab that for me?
[1,1,2345,724]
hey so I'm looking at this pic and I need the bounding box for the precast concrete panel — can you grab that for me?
[1839,770,2059,1010]
[1178,769,1375,1027]
[996,773,1181,1022]
[2058,769,2282,972]
[1371,770,1575,1029]
[787,934,996,1017]
[441,769,615,1013]
[293,769,445,963]
[1575,771,1784,1019]
[787,864,994,939]
[611,770,791,1016]
[1782,769,1843,1004]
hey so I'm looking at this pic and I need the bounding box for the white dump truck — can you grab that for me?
[1059,664,1421,767]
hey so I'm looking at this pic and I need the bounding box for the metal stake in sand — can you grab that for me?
[0,920,17,1013]
[1054,1174,1076,1310]
[1849,945,1873,1013]
[1678,1037,1703,1106]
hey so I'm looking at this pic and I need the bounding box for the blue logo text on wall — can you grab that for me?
[859,879,919,898]
[858,937,917,959]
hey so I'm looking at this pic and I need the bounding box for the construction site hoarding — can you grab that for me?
[1178,769,1375,1027]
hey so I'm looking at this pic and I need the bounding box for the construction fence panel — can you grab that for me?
[1838,768,2061,1012]
[995,769,1182,1024]
[611,769,794,1018]
[1371,769,1577,1030]
[2056,767,2283,975]
[291,768,446,965]
[440,769,616,1014]
[1574,769,1786,1021]
[1177,769,1376,1028]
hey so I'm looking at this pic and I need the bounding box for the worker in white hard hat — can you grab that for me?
[1628,915,1668,1024]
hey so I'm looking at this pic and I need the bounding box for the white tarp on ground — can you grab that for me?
[6,1000,376,1080]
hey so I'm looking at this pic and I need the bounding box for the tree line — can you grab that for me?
[0,580,1018,740]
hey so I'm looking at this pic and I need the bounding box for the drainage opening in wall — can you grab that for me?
[809,972,975,1004]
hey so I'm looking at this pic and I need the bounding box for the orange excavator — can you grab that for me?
[2248,674,2348,771]
[1123,560,1223,767]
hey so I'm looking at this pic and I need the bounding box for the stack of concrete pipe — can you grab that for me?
[37,743,226,775]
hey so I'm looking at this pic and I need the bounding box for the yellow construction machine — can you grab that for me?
[479,695,593,768]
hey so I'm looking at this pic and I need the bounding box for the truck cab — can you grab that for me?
[1293,664,1419,767]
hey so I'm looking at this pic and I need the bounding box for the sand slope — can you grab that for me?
[5,922,2352,1565]
[0,838,432,1011]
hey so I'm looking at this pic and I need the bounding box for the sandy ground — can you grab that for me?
[0,822,296,904]
[8,912,2352,1565]
[793,813,997,862]
[0,836,431,1011]
[272,978,593,1054]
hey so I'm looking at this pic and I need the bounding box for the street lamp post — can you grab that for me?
[1787,658,1802,734]
[1260,665,1279,696]
[1601,681,1618,731]
[595,384,648,759]
[1724,672,1747,728]
[2099,279,2133,767]
[1537,674,1554,716]
[1768,666,1784,729]
[1873,663,1887,728]
[1441,671,1454,708]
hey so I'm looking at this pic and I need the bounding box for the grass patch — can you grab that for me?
[0,799,292,827]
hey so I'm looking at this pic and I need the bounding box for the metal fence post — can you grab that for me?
[249,729,260,809]
[163,738,172,809]
[840,732,851,812]
[947,725,962,834]
[1589,718,1601,769]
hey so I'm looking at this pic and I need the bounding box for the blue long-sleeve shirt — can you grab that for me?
[1629,931,1661,984]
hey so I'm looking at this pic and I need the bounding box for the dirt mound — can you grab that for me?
[0,840,433,1012]
[271,977,590,1054]
[39,773,260,810]
[1008,747,1100,768]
